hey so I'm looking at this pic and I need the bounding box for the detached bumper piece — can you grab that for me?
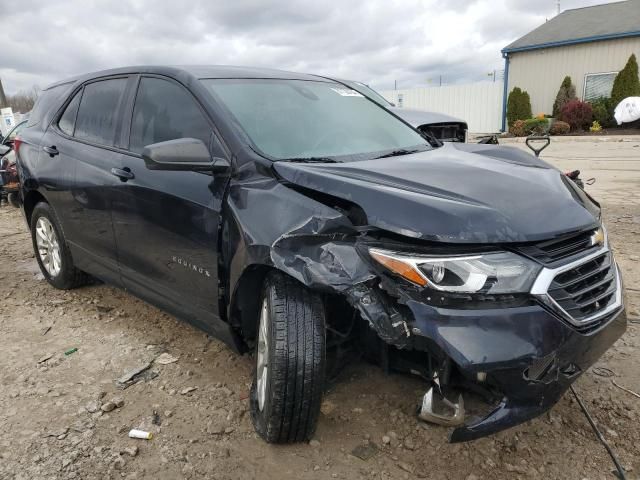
[419,383,465,427]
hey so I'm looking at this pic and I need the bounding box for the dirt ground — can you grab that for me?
[1,137,639,480]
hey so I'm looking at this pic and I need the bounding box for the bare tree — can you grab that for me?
[6,85,41,113]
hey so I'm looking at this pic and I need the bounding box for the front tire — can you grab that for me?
[250,271,326,443]
[30,202,88,289]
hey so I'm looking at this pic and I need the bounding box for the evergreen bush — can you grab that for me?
[552,76,577,117]
[507,87,532,125]
[611,54,640,108]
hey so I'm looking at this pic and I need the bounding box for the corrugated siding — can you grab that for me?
[380,82,504,133]
[507,36,640,115]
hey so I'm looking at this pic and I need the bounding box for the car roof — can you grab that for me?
[44,65,329,91]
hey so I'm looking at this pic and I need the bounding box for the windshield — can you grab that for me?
[343,81,393,107]
[201,79,429,161]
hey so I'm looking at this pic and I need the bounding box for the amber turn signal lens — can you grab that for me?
[369,249,427,287]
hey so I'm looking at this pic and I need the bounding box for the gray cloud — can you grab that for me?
[0,0,618,95]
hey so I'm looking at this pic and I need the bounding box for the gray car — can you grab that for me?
[0,119,28,166]
[333,79,469,143]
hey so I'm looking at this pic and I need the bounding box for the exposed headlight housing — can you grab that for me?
[369,248,542,294]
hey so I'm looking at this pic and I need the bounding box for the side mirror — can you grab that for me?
[142,138,230,173]
[0,144,11,156]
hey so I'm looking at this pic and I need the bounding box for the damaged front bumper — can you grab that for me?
[406,298,626,442]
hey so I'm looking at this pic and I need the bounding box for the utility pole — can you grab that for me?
[0,78,7,108]
[557,0,561,15]
[394,79,397,90]
[427,76,443,87]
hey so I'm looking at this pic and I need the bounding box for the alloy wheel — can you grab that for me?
[256,298,269,411]
[35,217,62,277]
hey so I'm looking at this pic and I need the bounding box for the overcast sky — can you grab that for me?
[0,0,621,95]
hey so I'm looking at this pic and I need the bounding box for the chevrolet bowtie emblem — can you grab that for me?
[590,228,605,247]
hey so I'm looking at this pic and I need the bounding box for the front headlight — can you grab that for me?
[369,248,542,294]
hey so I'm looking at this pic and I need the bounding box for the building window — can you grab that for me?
[583,72,618,102]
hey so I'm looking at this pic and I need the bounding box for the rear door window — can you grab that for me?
[58,90,82,136]
[129,77,211,154]
[74,78,128,146]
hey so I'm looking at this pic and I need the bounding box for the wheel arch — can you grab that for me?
[22,189,48,225]
[228,263,277,349]
[229,263,328,351]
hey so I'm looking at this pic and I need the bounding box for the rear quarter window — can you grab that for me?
[26,83,73,128]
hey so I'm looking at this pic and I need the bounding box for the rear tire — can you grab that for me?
[30,202,89,289]
[250,271,326,443]
[8,192,20,209]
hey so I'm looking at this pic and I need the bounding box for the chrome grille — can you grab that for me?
[530,243,622,330]
[547,252,616,322]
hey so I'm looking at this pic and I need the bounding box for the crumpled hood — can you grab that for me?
[273,143,600,243]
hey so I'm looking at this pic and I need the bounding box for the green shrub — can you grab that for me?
[590,97,613,127]
[552,76,577,118]
[549,120,570,135]
[560,100,593,131]
[611,53,640,108]
[523,117,549,135]
[507,87,532,125]
[509,119,526,136]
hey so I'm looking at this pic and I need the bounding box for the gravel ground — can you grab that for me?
[0,138,639,480]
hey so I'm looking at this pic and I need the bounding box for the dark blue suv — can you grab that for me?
[15,66,626,443]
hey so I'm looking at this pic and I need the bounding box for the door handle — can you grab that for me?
[43,145,59,157]
[111,167,135,181]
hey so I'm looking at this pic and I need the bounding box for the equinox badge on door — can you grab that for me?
[172,256,211,277]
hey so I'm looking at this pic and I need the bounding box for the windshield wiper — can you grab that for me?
[279,157,341,163]
[374,148,421,159]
